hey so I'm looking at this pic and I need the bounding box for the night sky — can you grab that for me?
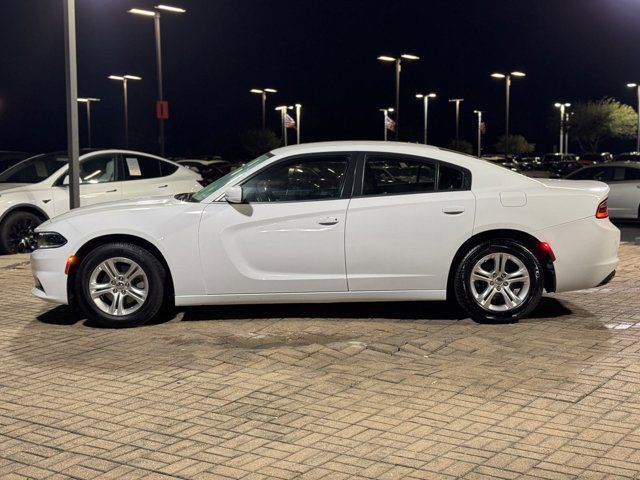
[2,0,640,159]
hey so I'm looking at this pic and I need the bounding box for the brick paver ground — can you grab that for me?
[1,242,639,479]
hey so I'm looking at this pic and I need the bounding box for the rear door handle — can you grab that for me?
[158,184,168,188]
[106,189,118,193]
[318,217,339,226]
[442,206,465,215]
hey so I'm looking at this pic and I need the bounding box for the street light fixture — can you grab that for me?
[448,99,464,149]
[554,102,571,155]
[109,74,142,148]
[128,4,186,156]
[415,93,436,145]
[77,97,100,148]
[250,88,278,130]
[377,53,419,140]
[491,70,526,157]
[379,108,395,141]
[627,83,640,152]
[473,110,484,158]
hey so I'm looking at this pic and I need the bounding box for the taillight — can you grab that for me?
[596,199,609,219]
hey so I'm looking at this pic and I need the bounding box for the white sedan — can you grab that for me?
[566,161,640,219]
[31,141,620,327]
[0,150,202,253]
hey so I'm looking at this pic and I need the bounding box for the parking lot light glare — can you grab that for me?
[627,83,638,88]
[264,88,277,93]
[124,75,142,80]
[511,71,526,77]
[491,73,506,79]
[128,8,156,16]
[108,75,124,81]
[401,54,420,60]
[377,56,396,62]
[250,89,263,94]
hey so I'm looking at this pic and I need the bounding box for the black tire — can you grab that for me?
[0,211,43,254]
[454,239,544,323]
[75,242,166,328]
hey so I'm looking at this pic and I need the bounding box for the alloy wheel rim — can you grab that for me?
[8,218,38,253]
[89,257,149,316]
[469,252,531,312]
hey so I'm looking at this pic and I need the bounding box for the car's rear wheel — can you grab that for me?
[75,242,166,328]
[0,211,43,254]
[454,239,543,323]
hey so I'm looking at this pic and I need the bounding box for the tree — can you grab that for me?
[239,129,281,158]
[447,139,473,154]
[569,97,636,152]
[494,134,535,155]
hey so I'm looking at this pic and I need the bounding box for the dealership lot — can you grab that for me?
[0,241,639,479]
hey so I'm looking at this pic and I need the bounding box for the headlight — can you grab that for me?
[36,232,68,249]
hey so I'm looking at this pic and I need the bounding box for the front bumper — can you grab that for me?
[537,216,620,293]
[30,245,72,305]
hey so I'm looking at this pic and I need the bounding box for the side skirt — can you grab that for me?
[175,290,447,307]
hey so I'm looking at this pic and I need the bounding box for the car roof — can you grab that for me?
[272,140,442,155]
[580,161,640,168]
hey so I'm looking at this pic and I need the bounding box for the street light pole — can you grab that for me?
[378,54,419,141]
[474,110,484,158]
[554,103,570,154]
[63,0,80,210]
[77,98,100,148]
[129,5,186,156]
[295,104,302,144]
[109,75,141,149]
[627,83,640,152]
[449,99,464,149]
[416,93,436,144]
[491,71,525,158]
[250,88,277,130]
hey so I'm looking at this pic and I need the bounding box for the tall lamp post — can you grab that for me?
[77,97,100,148]
[250,88,277,130]
[379,108,394,141]
[295,103,302,144]
[109,75,142,148]
[415,93,436,145]
[63,0,80,210]
[627,83,640,152]
[554,102,571,154]
[377,53,419,140]
[128,5,186,157]
[448,98,464,149]
[491,71,525,158]
[473,110,484,158]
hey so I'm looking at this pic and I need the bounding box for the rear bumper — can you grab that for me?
[536,217,620,293]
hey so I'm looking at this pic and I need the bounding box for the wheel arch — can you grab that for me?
[0,204,50,224]
[67,234,175,306]
[447,229,556,299]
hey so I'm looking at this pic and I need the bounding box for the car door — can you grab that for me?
[345,153,475,291]
[198,153,354,295]
[52,153,122,214]
[120,154,175,198]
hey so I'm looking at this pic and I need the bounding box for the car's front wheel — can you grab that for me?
[75,242,166,328]
[0,211,43,254]
[454,239,544,323]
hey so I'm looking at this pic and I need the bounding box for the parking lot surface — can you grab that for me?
[1,242,640,479]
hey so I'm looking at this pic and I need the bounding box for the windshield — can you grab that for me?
[191,153,273,202]
[0,153,68,183]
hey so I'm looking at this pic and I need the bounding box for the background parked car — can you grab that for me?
[0,151,32,173]
[176,159,244,186]
[578,152,614,166]
[565,161,640,219]
[480,154,521,173]
[615,152,640,162]
[541,153,582,177]
[0,150,202,253]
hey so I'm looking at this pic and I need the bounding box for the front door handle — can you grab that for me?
[106,189,118,193]
[318,217,339,226]
[158,184,168,188]
[442,206,465,215]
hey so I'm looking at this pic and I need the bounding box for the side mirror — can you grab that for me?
[62,175,70,186]
[224,185,243,204]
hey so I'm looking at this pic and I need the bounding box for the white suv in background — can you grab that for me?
[0,149,202,253]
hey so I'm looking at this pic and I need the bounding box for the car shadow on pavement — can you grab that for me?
[35,296,575,327]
